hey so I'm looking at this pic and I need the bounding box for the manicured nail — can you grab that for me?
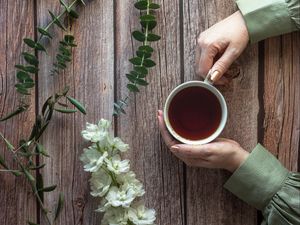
[211,70,221,82]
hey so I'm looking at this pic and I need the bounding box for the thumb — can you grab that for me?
[210,46,240,82]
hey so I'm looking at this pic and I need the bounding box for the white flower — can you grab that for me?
[81,119,111,142]
[101,207,128,225]
[96,198,111,213]
[106,185,136,208]
[90,169,112,197]
[117,172,145,197]
[128,203,156,225]
[106,155,130,175]
[80,146,108,172]
[109,137,129,152]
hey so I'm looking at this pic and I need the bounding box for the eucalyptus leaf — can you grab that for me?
[17,71,30,81]
[38,185,57,192]
[126,74,137,83]
[127,84,139,92]
[15,82,35,89]
[134,66,148,75]
[149,3,160,9]
[38,27,52,39]
[22,52,39,66]
[23,38,36,48]
[136,50,151,58]
[134,1,148,10]
[54,193,65,221]
[141,20,157,30]
[49,10,66,30]
[54,107,77,113]
[15,65,38,73]
[69,9,79,19]
[138,45,153,53]
[129,57,143,65]
[132,31,145,42]
[135,78,148,86]
[0,106,28,121]
[66,96,87,115]
[35,43,46,52]
[140,14,155,22]
[143,59,156,67]
[16,87,30,95]
[59,0,70,12]
[147,33,161,42]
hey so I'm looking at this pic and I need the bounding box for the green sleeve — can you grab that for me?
[236,0,300,43]
[224,144,300,224]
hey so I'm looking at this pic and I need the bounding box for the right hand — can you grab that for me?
[195,11,249,84]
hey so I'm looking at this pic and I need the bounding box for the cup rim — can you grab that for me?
[163,81,227,145]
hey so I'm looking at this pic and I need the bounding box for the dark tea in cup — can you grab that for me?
[164,81,227,145]
[168,86,222,140]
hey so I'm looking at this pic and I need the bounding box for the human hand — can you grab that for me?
[157,110,249,172]
[195,11,249,84]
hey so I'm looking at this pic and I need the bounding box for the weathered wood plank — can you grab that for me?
[263,33,300,171]
[115,0,185,224]
[183,0,258,224]
[0,0,36,224]
[36,0,114,224]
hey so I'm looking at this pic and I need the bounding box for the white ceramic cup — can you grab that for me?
[164,79,228,145]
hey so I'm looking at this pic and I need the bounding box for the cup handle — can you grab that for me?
[204,69,214,85]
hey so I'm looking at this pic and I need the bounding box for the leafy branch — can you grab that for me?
[0,1,88,225]
[113,0,160,116]
[0,0,85,122]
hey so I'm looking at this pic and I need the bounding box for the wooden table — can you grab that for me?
[0,0,299,224]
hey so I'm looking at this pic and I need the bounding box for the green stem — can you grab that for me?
[38,0,79,42]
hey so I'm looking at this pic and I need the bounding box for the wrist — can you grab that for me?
[226,148,249,172]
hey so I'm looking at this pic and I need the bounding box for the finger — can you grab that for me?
[210,45,241,83]
[195,47,216,79]
[171,144,213,158]
[157,110,178,148]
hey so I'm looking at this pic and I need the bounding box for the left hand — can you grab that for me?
[157,110,249,172]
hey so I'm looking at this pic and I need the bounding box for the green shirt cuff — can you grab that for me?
[236,0,299,43]
[224,144,289,210]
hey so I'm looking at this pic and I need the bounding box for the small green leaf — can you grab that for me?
[23,38,36,48]
[134,66,148,76]
[147,33,161,42]
[149,3,160,9]
[64,35,75,44]
[16,65,38,73]
[134,1,148,10]
[15,82,35,89]
[36,143,49,157]
[16,87,30,95]
[136,50,151,58]
[38,185,57,192]
[126,74,137,83]
[141,20,157,30]
[66,96,87,115]
[36,174,44,202]
[22,52,39,66]
[59,0,70,11]
[16,71,30,81]
[132,31,145,42]
[138,45,153,53]
[0,132,15,151]
[23,168,35,182]
[79,0,86,5]
[143,59,156,67]
[127,84,139,92]
[54,193,65,221]
[54,107,77,113]
[0,106,28,121]
[135,78,148,86]
[35,43,46,52]
[140,14,155,22]
[69,9,79,19]
[129,57,142,65]
[49,10,66,30]
[38,27,52,39]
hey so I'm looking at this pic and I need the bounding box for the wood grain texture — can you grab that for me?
[263,32,300,171]
[0,0,36,225]
[115,0,185,224]
[36,0,114,224]
[183,0,258,224]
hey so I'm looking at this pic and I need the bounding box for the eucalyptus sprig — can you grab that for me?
[0,0,85,122]
[113,0,160,116]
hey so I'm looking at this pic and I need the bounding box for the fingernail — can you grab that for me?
[211,70,221,82]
